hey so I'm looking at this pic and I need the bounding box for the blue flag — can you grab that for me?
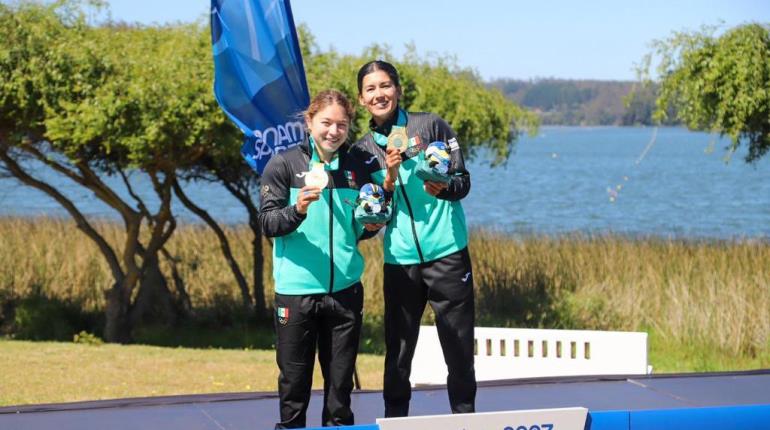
[211,0,310,174]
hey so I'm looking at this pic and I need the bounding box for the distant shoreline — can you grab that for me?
[489,78,678,127]
[0,215,766,243]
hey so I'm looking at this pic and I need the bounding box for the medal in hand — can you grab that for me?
[304,163,329,189]
[387,127,408,153]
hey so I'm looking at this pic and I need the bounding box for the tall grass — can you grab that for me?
[1,217,768,359]
[468,231,770,356]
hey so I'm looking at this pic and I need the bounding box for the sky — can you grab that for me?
[103,0,769,81]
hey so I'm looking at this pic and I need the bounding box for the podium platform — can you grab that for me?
[2,370,769,429]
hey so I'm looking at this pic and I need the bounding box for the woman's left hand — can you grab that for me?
[423,181,448,196]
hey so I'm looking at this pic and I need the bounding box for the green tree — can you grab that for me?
[0,1,237,341]
[1,3,538,343]
[643,23,770,162]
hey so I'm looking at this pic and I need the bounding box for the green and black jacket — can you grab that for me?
[258,138,375,295]
[351,109,470,265]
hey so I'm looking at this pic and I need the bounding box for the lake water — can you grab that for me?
[1,126,768,239]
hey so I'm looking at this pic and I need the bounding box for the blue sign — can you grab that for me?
[211,0,310,173]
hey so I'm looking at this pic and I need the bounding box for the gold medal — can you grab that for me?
[387,127,409,153]
[304,164,328,189]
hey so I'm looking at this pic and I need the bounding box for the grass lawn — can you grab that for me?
[2,334,767,407]
[0,339,384,407]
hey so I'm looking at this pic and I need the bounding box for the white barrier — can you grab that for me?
[410,326,649,386]
[377,407,588,430]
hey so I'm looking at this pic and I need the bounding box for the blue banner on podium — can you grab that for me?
[211,0,310,174]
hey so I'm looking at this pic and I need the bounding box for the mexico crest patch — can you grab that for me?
[277,307,290,325]
[404,135,424,158]
[344,170,357,189]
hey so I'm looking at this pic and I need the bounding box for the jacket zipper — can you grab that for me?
[371,132,425,263]
[327,171,335,293]
[396,171,424,264]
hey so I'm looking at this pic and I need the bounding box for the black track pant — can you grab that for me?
[274,283,363,428]
[382,247,476,417]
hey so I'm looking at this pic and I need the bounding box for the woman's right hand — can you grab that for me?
[295,186,321,214]
[383,148,402,191]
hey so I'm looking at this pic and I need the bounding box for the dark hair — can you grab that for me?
[357,60,400,94]
[304,89,355,123]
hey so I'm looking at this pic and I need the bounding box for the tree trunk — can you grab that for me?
[172,179,253,309]
[249,211,268,320]
[161,247,192,319]
[0,147,134,343]
[218,174,268,320]
[129,255,178,327]
[104,282,132,343]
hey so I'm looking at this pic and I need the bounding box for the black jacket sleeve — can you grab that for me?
[431,115,471,201]
[257,153,306,238]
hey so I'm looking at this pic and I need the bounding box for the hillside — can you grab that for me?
[489,78,668,126]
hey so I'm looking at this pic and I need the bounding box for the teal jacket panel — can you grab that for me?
[258,140,372,294]
[351,110,471,265]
